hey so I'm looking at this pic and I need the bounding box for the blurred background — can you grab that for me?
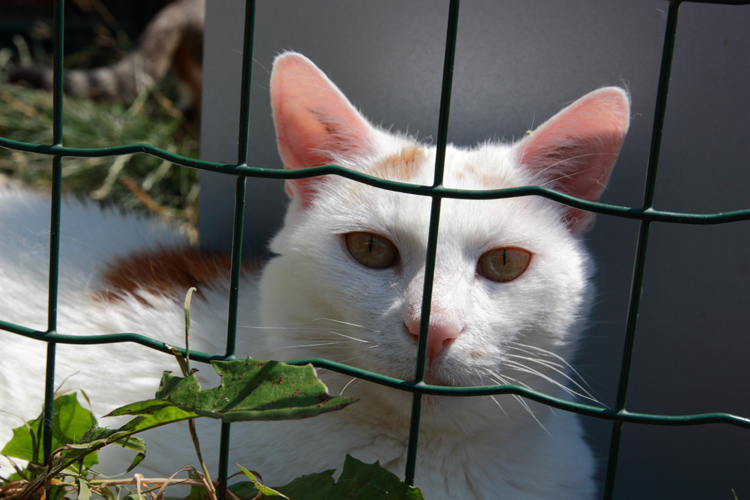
[1,1,749,498]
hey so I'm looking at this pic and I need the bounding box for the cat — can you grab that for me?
[9,0,204,121]
[0,52,630,499]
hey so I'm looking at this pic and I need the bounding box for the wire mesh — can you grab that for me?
[0,0,749,498]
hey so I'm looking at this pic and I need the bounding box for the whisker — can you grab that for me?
[508,342,597,390]
[476,370,509,418]
[326,331,370,343]
[488,395,509,418]
[340,377,358,396]
[508,346,571,369]
[238,325,352,334]
[507,342,601,400]
[276,341,346,349]
[503,360,600,405]
[505,354,599,404]
[336,355,368,364]
[485,370,537,405]
[486,372,550,436]
[312,318,380,333]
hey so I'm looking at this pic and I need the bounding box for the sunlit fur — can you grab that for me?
[0,53,628,499]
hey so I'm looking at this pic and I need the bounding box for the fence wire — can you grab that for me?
[0,1,749,499]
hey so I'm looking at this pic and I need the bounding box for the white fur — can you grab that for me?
[0,53,630,499]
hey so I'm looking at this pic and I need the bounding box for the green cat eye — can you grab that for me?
[345,232,399,269]
[477,247,531,282]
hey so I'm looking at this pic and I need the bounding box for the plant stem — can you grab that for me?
[188,419,216,500]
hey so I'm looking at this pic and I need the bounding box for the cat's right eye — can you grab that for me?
[345,232,399,269]
[478,247,531,282]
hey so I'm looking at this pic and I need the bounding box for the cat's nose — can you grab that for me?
[406,318,460,361]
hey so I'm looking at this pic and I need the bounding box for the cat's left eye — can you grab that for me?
[478,247,531,283]
[345,232,399,269]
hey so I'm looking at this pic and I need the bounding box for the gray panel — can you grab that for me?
[200,1,750,498]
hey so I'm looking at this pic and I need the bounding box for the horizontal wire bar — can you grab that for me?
[3,317,748,430]
[1,137,747,224]
[282,359,750,431]
[0,319,235,362]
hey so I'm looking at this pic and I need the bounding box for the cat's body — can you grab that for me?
[0,53,630,499]
[10,0,204,120]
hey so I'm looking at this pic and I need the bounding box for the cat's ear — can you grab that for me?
[515,87,630,233]
[270,52,376,204]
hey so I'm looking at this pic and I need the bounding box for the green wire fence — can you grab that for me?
[1,0,750,498]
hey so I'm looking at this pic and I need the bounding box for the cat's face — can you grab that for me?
[259,52,629,421]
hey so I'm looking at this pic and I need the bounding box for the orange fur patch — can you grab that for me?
[96,247,256,304]
[370,146,425,181]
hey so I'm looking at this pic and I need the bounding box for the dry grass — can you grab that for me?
[0,38,200,241]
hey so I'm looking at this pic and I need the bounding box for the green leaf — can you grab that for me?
[6,360,356,484]
[1,393,99,468]
[106,402,199,426]
[47,482,69,500]
[77,478,92,500]
[57,406,196,472]
[181,469,210,500]
[83,427,146,455]
[228,481,268,499]
[244,456,423,500]
[269,471,336,499]
[327,455,424,500]
[112,359,357,423]
[76,427,147,472]
[99,484,119,500]
[237,464,288,498]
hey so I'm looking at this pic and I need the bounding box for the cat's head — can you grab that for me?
[259,52,629,422]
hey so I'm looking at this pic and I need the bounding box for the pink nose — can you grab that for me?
[407,318,460,361]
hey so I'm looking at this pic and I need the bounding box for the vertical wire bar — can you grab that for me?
[218,2,256,498]
[218,178,245,500]
[431,0,459,189]
[236,0,257,167]
[403,0,460,486]
[602,2,681,498]
[43,0,66,465]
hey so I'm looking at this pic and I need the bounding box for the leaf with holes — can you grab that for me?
[110,358,357,422]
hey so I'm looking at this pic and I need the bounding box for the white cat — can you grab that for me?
[0,52,629,499]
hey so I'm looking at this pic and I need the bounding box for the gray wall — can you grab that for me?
[199,1,750,498]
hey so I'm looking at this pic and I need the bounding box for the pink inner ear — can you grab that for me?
[517,87,630,233]
[270,53,375,204]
